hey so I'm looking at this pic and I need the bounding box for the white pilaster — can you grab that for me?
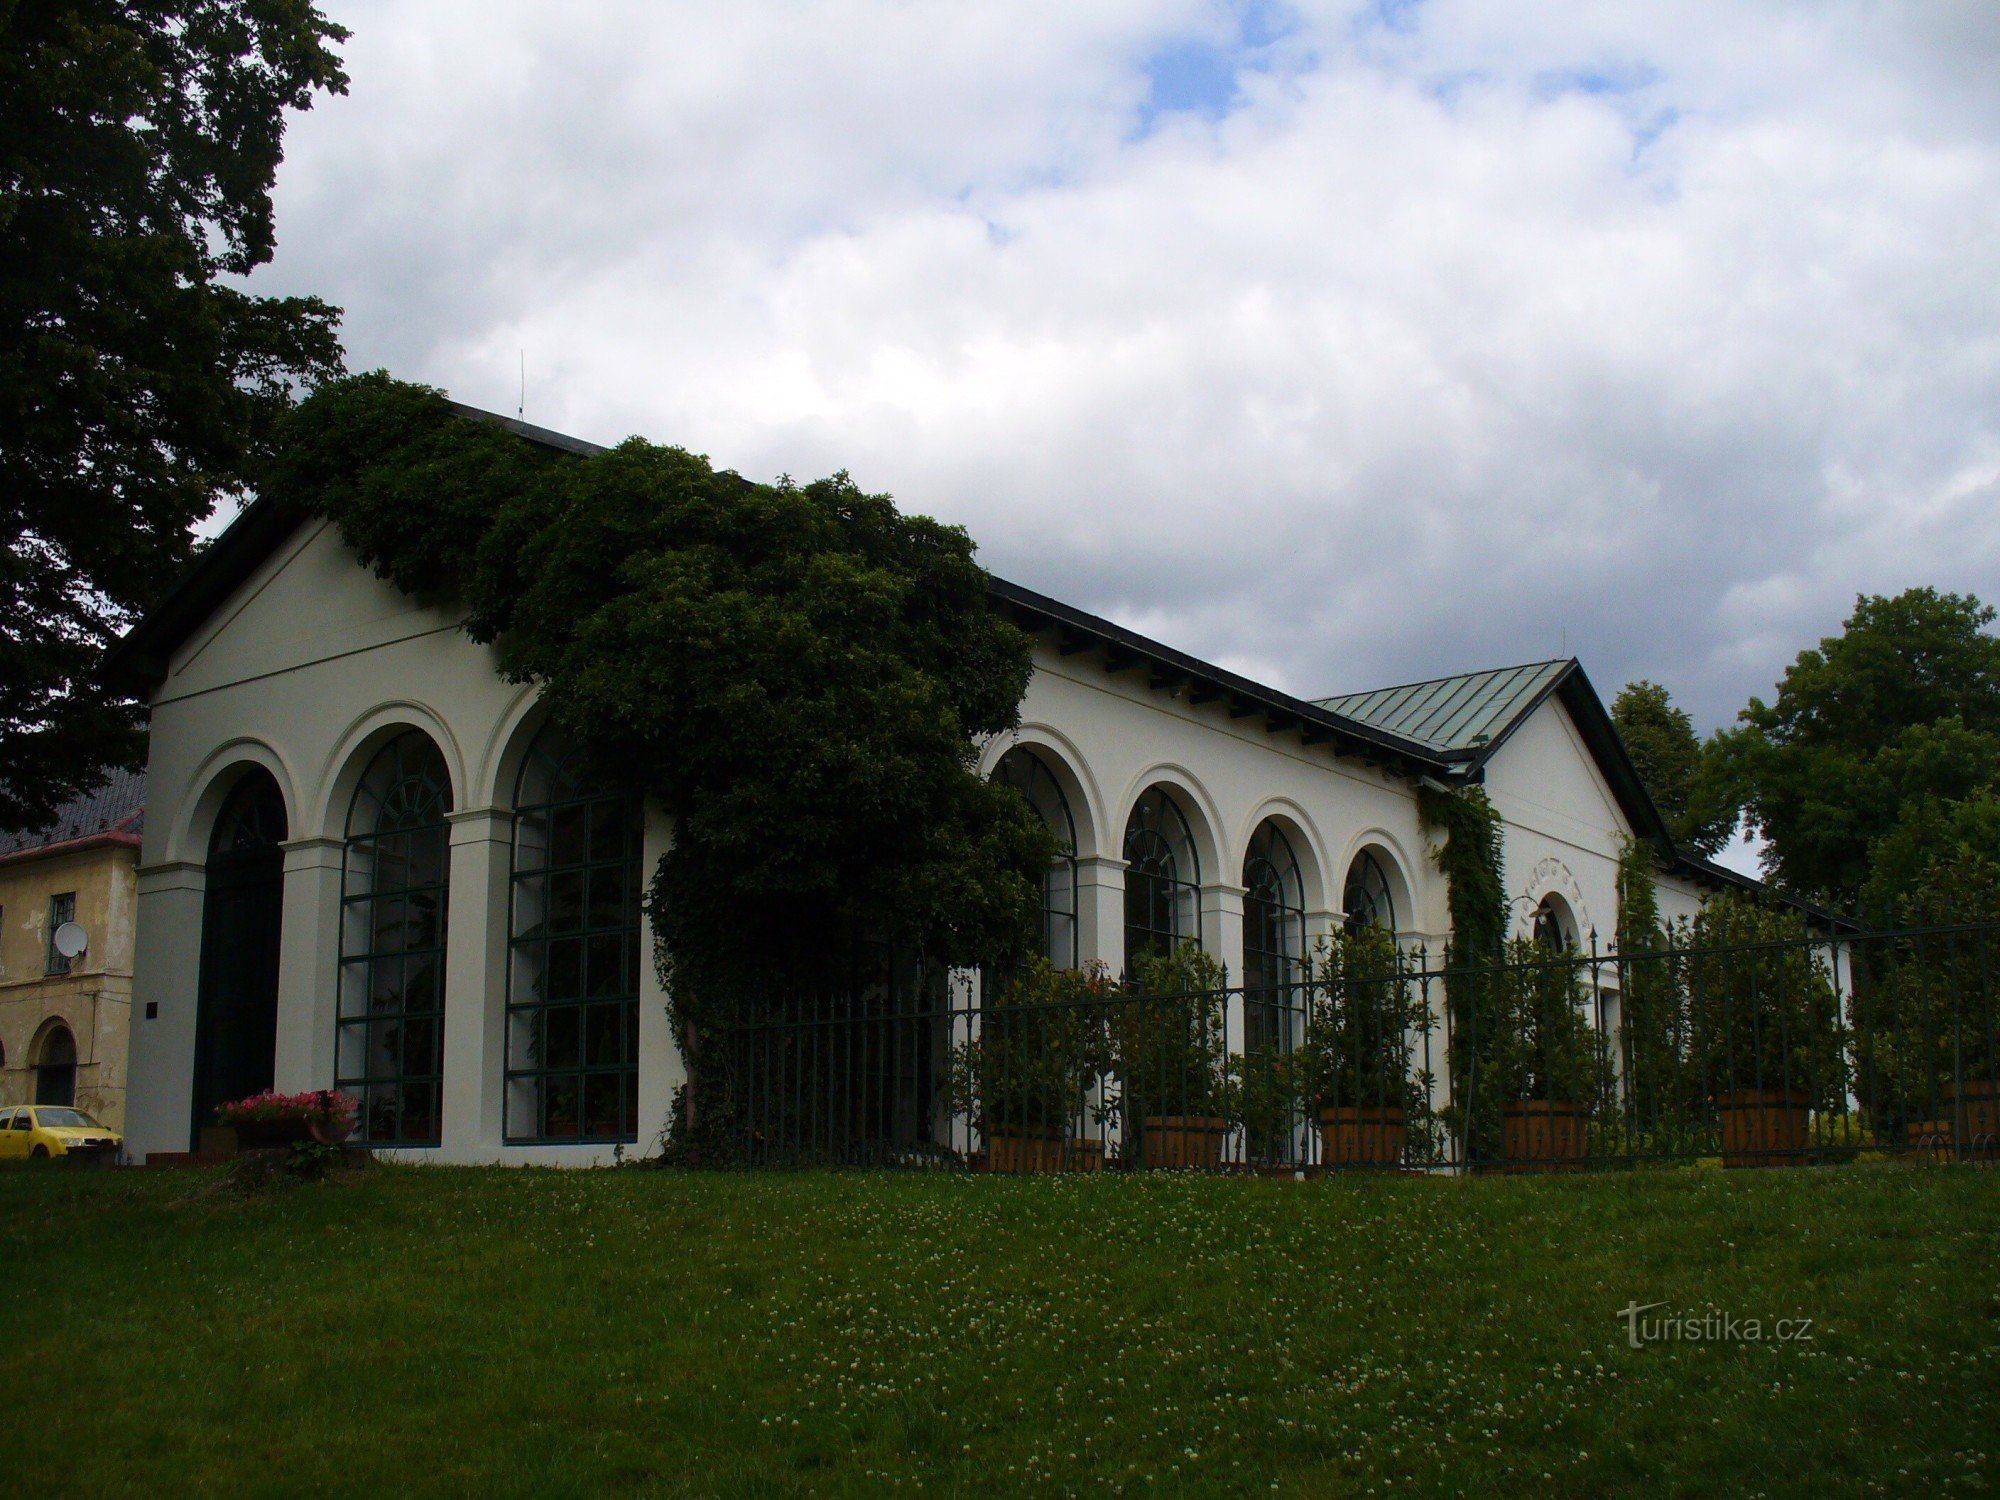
[440,807,512,1158]
[1076,855,1127,977]
[128,862,205,1159]
[274,836,343,1094]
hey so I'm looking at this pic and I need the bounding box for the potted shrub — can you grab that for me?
[949,959,1110,1174]
[1232,1044,1306,1170]
[1853,848,2000,1160]
[1303,924,1428,1167]
[1116,943,1233,1169]
[1685,895,1842,1168]
[215,1088,358,1150]
[1496,938,1608,1170]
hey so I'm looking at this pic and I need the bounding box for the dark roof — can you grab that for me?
[1315,660,1572,755]
[101,399,1839,920]
[986,577,1443,777]
[0,768,146,859]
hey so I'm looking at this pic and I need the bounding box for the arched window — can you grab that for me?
[213,771,287,853]
[1243,821,1306,1054]
[506,727,644,1143]
[1123,787,1201,971]
[35,1023,77,1107]
[337,730,452,1146]
[1533,896,1576,955]
[193,767,288,1144]
[993,748,1079,968]
[1343,850,1398,935]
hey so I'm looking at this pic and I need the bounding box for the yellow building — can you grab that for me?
[0,770,142,1129]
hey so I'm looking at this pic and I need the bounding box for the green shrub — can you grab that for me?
[1684,895,1843,1106]
[1303,923,1431,1113]
[948,958,1111,1136]
[1116,943,1233,1122]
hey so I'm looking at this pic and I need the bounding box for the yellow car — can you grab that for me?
[0,1104,122,1162]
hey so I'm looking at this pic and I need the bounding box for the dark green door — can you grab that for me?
[191,770,288,1146]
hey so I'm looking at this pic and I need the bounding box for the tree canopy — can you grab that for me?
[1610,679,1732,856]
[266,374,1058,1141]
[1,0,347,828]
[1709,588,2000,909]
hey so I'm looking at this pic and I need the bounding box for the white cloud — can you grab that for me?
[255,0,2000,728]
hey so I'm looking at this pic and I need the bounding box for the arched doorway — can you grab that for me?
[191,768,288,1144]
[34,1023,77,1106]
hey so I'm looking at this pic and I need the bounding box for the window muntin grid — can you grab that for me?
[506,729,643,1144]
[1243,821,1306,1055]
[1343,850,1398,935]
[992,747,1079,968]
[337,731,452,1147]
[1123,786,1201,972]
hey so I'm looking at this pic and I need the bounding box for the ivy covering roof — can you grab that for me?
[1313,660,1573,759]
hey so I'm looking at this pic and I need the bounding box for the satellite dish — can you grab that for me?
[53,921,88,960]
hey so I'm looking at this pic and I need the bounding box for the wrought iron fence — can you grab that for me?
[709,921,2000,1172]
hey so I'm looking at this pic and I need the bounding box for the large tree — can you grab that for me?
[1711,588,2000,908]
[0,0,348,828]
[1610,678,1732,856]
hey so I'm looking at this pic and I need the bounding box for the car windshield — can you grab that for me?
[35,1108,100,1128]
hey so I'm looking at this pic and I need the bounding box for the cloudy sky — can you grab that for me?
[253,0,2000,735]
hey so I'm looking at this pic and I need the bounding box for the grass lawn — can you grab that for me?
[0,1161,1994,1497]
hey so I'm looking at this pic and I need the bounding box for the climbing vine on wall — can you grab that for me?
[265,373,1059,1154]
[1418,781,1508,1160]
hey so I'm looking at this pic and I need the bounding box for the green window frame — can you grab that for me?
[1123,786,1201,973]
[1343,850,1397,935]
[505,728,642,1144]
[1243,821,1307,1055]
[992,747,1080,968]
[336,730,452,1146]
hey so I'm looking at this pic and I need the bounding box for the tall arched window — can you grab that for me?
[337,730,452,1146]
[507,727,643,1143]
[193,768,287,1144]
[1123,787,1201,972]
[1243,821,1306,1055]
[1343,850,1398,935]
[993,747,1079,968]
[34,1023,76,1106]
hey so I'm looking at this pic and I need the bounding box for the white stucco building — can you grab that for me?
[106,406,1765,1165]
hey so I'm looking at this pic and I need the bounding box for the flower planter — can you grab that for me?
[233,1117,314,1150]
[1716,1089,1811,1168]
[1139,1115,1228,1171]
[1317,1105,1406,1167]
[986,1129,1065,1175]
[1500,1100,1587,1172]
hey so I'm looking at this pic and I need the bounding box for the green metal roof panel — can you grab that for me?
[1312,660,1572,755]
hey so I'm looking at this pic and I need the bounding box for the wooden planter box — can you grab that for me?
[1139,1115,1228,1171]
[1501,1100,1587,1172]
[986,1130,1063,1175]
[1317,1105,1406,1168]
[985,1131,1106,1175]
[1716,1089,1811,1168]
